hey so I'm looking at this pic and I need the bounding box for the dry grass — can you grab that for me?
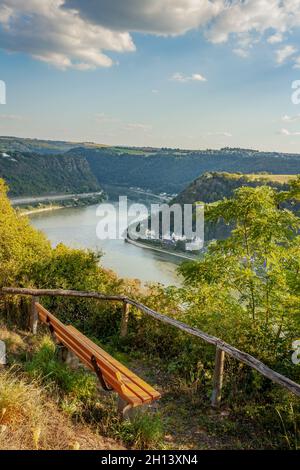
[0,325,164,450]
[0,326,125,450]
[0,325,26,355]
[0,367,124,450]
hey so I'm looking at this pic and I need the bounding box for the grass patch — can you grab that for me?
[119,412,164,449]
[104,410,164,450]
[25,336,97,402]
[22,335,164,449]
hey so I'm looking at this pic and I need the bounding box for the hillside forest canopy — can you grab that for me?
[1,137,300,197]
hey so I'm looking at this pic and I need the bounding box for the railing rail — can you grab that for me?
[1,286,300,403]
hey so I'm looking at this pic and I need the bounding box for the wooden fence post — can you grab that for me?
[211,347,225,408]
[0,340,6,368]
[30,296,39,334]
[120,302,130,338]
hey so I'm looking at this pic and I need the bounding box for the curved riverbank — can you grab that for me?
[20,205,63,216]
[29,204,181,286]
[125,238,198,261]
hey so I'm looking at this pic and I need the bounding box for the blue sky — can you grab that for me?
[1,0,300,152]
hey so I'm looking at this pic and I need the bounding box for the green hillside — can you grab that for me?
[0,136,108,155]
[72,146,300,194]
[173,172,293,205]
[172,172,300,241]
[2,137,300,198]
[0,151,101,197]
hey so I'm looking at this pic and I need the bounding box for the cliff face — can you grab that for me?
[0,151,101,196]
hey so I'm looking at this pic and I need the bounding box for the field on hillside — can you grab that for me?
[245,174,297,183]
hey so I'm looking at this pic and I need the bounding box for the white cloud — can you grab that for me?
[64,0,300,46]
[206,131,232,137]
[233,48,249,58]
[206,1,300,44]
[63,0,222,35]
[293,56,300,68]
[0,0,135,70]
[267,32,284,44]
[282,114,300,122]
[276,45,297,64]
[191,73,207,82]
[171,72,207,83]
[1,1,300,70]
[280,128,300,136]
[122,122,152,131]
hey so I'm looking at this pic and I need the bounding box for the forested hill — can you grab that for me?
[172,172,300,241]
[71,146,300,194]
[0,136,107,155]
[2,136,300,197]
[173,172,294,205]
[0,151,101,197]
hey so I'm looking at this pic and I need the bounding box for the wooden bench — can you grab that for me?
[35,303,161,415]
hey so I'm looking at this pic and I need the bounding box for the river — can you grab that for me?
[29,202,182,286]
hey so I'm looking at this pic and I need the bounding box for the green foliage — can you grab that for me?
[0,150,101,197]
[1,136,300,197]
[0,179,52,287]
[173,172,300,240]
[115,412,164,450]
[174,172,293,205]
[178,184,300,383]
[78,146,300,194]
[25,336,97,401]
[1,174,300,448]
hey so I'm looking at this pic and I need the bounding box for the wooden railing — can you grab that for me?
[1,286,300,405]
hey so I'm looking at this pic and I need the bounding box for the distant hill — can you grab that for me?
[0,151,101,196]
[173,172,294,205]
[71,146,300,194]
[0,136,107,155]
[172,172,300,241]
[2,136,300,197]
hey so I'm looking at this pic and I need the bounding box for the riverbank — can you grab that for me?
[19,205,63,216]
[13,191,105,216]
[10,191,104,206]
[102,184,172,203]
[125,238,199,261]
[29,203,181,286]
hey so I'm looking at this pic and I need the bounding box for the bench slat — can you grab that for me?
[53,328,142,405]
[35,304,160,407]
[67,325,160,402]
[36,304,142,405]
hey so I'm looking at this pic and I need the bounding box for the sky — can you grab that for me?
[1,0,300,152]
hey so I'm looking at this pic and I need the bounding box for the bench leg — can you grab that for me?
[57,344,79,369]
[118,397,133,419]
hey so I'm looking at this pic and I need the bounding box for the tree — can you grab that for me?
[179,183,300,366]
[0,179,51,287]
